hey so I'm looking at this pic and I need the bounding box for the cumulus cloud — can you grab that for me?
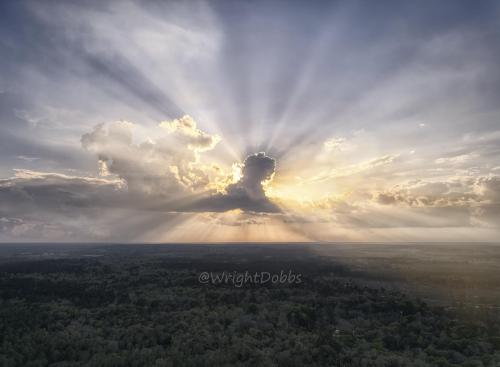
[81,116,221,195]
[159,115,221,152]
[188,152,280,213]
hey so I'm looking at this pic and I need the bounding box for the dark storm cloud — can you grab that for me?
[188,152,280,213]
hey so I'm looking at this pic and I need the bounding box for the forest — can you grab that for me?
[0,244,499,367]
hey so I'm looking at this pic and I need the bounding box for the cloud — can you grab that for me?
[0,124,281,241]
[200,210,272,227]
[274,172,500,229]
[0,169,126,240]
[16,155,39,162]
[373,175,500,227]
[473,176,500,200]
[81,116,221,195]
[0,153,281,241]
[434,153,479,166]
[374,178,475,207]
[160,115,221,152]
[279,198,474,229]
[323,137,346,151]
[188,152,280,213]
[0,168,209,241]
[308,154,399,183]
[0,115,228,240]
[82,120,179,195]
[0,169,123,214]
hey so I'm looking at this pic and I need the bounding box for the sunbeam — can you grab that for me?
[1,0,500,242]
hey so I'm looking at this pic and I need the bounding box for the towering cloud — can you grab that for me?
[189,152,280,213]
[81,116,220,195]
[228,152,276,201]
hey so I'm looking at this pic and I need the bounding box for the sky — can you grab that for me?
[1,0,500,242]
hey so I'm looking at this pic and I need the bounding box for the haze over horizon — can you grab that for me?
[1,0,500,242]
